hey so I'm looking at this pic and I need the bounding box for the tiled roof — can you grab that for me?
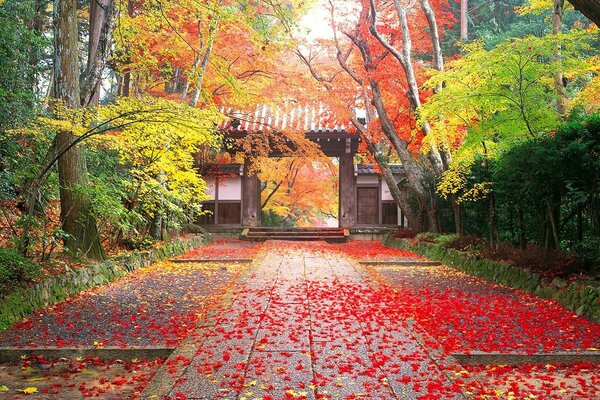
[356,164,404,175]
[218,105,348,133]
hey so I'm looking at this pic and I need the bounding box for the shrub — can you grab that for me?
[443,234,483,252]
[391,229,418,239]
[121,237,156,251]
[0,248,40,296]
[415,232,440,243]
[180,223,208,235]
[433,234,460,247]
[569,238,600,276]
[479,243,579,278]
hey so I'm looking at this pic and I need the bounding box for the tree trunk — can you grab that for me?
[190,21,217,107]
[56,132,106,259]
[369,0,445,175]
[489,192,499,250]
[518,206,526,249]
[577,205,583,242]
[547,201,561,249]
[460,0,468,40]
[553,0,567,116]
[122,70,131,97]
[566,0,600,26]
[451,195,462,234]
[80,0,116,106]
[53,0,106,260]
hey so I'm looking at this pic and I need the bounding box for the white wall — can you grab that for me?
[205,177,216,200]
[218,177,242,200]
[381,180,394,201]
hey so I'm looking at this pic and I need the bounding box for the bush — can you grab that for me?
[443,234,483,252]
[415,232,440,243]
[433,234,460,247]
[0,248,40,296]
[121,237,156,251]
[479,243,579,278]
[569,238,600,276]
[391,229,418,239]
[180,223,208,235]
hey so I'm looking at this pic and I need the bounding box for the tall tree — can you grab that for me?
[49,0,116,260]
[460,0,468,40]
[552,0,567,116]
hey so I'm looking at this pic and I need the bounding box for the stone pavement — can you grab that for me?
[148,241,466,399]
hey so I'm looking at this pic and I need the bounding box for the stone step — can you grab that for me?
[241,228,349,242]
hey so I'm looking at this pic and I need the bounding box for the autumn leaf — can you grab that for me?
[17,387,38,395]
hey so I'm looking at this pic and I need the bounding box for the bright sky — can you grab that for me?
[300,0,334,40]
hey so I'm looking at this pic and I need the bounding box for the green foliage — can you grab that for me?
[0,0,44,132]
[180,224,209,235]
[415,232,440,243]
[433,233,460,247]
[261,209,296,227]
[121,237,157,251]
[437,112,600,257]
[568,238,600,275]
[423,31,597,159]
[0,248,40,295]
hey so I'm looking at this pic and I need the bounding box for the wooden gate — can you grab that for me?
[356,187,379,225]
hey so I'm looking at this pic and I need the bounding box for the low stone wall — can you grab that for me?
[385,237,600,324]
[0,235,210,329]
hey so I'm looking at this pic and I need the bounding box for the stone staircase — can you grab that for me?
[240,227,349,242]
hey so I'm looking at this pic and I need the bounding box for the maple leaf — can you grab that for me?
[18,387,38,395]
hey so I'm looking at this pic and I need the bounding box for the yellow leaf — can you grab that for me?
[26,377,48,382]
[18,387,38,395]
[0,386,9,392]
[244,380,257,387]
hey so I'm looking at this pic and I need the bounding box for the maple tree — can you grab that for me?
[294,0,458,231]
[259,158,338,226]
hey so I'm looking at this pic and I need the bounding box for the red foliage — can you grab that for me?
[177,239,261,260]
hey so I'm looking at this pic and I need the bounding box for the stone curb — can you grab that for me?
[0,235,210,329]
[453,351,600,366]
[170,258,253,263]
[386,238,600,324]
[0,347,174,363]
[360,260,442,266]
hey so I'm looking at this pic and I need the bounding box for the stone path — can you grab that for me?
[151,242,466,399]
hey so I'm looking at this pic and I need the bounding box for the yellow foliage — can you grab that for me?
[516,0,573,15]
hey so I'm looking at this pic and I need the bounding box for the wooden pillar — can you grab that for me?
[338,145,357,228]
[242,159,261,227]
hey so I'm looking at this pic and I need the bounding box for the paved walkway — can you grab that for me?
[151,242,466,399]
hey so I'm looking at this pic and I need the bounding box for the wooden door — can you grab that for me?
[357,187,379,225]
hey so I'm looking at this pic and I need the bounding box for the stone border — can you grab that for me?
[360,260,441,266]
[0,235,211,329]
[0,347,174,363]
[171,258,253,263]
[385,238,600,324]
[453,351,600,366]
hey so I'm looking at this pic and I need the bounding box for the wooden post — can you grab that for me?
[242,159,261,227]
[338,144,357,228]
